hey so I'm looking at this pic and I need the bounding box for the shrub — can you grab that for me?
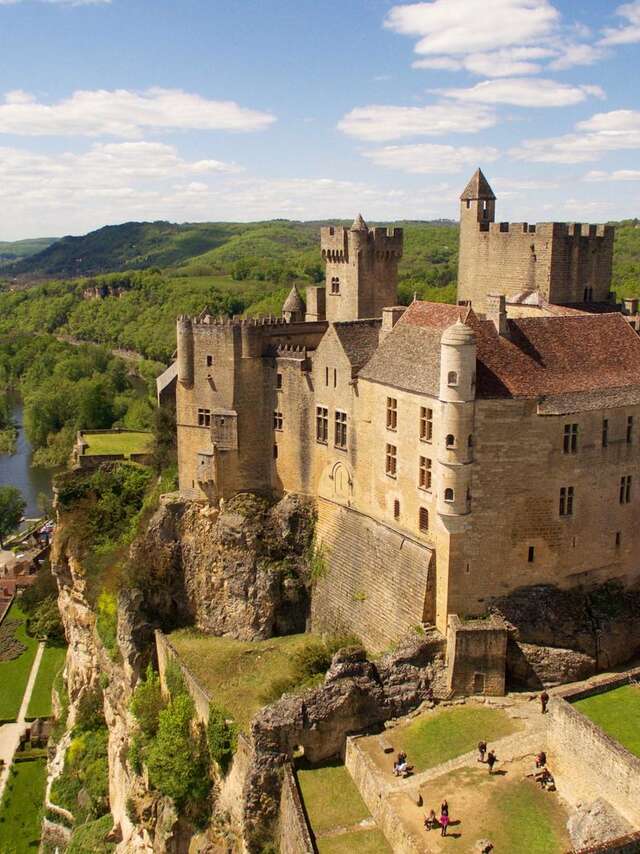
[164,658,187,699]
[75,686,105,733]
[67,814,115,854]
[130,665,165,738]
[27,595,64,640]
[206,703,238,775]
[96,590,118,658]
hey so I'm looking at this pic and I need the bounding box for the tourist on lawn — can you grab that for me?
[424,809,438,831]
[478,740,487,762]
[535,750,547,768]
[540,690,550,714]
[487,750,497,774]
[440,810,450,837]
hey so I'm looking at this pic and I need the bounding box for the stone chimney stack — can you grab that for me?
[380,306,406,341]
[486,293,509,337]
[623,297,638,316]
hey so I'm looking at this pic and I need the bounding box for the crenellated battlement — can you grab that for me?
[320,224,403,263]
[480,220,614,239]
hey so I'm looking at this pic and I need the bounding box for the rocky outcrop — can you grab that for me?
[128,492,316,640]
[507,640,597,689]
[568,799,634,851]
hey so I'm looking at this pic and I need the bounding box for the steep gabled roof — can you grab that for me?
[460,168,496,201]
[333,319,381,374]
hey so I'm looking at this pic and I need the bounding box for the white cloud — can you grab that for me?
[412,56,463,71]
[415,47,554,77]
[385,0,559,56]
[362,143,500,174]
[584,169,640,181]
[510,110,640,163]
[0,88,275,137]
[600,1,640,46]
[337,103,496,141]
[548,43,606,70]
[441,78,605,108]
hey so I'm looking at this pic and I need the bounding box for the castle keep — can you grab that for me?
[165,170,640,650]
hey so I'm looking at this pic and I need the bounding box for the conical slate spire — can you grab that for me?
[460,168,496,201]
[282,284,305,313]
[350,213,368,231]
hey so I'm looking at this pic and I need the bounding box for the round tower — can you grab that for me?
[176,315,194,387]
[282,284,306,323]
[437,320,476,517]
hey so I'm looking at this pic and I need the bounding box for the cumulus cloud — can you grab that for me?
[510,110,640,163]
[414,47,554,77]
[337,103,496,141]
[548,43,606,70]
[440,78,605,108]
[600,1,640,46]
[0,88,275,137]
[362,143,500,174]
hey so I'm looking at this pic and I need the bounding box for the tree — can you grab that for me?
[0,486,26,548]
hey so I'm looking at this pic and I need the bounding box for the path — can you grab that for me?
[0,640,45,801]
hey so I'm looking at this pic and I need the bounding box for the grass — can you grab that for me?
[0,758,47,853]
[67,814,116,853]
[296,759,371,836]
[393,705,521,772]
[167,630,319,731]
[317,829,391,853]
[0,602,39,721]
[82,430,152,457]
[573,684,640,757]
[27,641,67,719]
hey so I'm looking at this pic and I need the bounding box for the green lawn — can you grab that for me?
[318,829,391,853]
[393,705,521,772]
[0,602,39,721]
[296,759,371,836]
[167,630,319,730]
[0,758,47,853]
[573,684,640,757]
[83,431,152,457]
[27,642,67,720]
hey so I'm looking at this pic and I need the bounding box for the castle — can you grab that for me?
[161,170,640,651]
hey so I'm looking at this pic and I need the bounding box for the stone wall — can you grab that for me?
[574,831,640,853]
[278,764,314,854]
[446,615,507,696]
[311,497,433,651]
[155,629,211,724]
[548,674,640,826]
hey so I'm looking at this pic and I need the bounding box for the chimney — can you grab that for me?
[623,297,638,316]
[486,293,509,336]
[381,306,406,341]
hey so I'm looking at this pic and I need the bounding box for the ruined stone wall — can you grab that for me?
[278,765,314,854]
[446,615,507,696]
[311,498,433,651]
[155,629,211,724]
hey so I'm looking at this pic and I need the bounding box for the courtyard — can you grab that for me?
[81,430,152,457]
[572,683,640,758]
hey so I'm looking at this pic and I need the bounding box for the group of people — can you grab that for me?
[393,751,412,778]
[477,740,498,773]
[532,749,556,791]
[424,799,450,837]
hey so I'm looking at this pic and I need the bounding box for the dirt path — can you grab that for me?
[0,640,45,801]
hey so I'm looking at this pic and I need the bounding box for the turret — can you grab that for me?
[177,315,194,387]
[437,320,476,517]
[282,284,306,323]
[460,168,496,226]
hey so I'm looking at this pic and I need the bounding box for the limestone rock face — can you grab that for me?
[567,798,633,850]
[129,493,316,640]
[507,641,596,689]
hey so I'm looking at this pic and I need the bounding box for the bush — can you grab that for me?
[164,658,187,699]
[27,595,64,640]
[130,665,165,738]
[75,686,105,733]
[206,703,238,775]
[67,814,115,854]
[96,591,118,658]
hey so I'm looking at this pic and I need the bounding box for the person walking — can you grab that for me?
[487,750,497,774]
[540,690,550,714]
[478,740,487,762]
[440,810,449,837]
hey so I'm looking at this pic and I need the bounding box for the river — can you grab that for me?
[0,397,54,519]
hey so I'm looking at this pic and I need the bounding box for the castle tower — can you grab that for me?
[437,320,476,518]
[176,315,194,387]
[282,284,306,323]
[460,168,496,227]
[319,215,403,322]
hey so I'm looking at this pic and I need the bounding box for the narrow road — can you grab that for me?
[0,640,45,802]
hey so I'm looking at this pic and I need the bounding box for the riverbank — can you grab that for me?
[0,397,53,520]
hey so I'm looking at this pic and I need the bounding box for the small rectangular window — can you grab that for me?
[393,499,400,520]
[627,415,634,444]
[615,531,621,547]
[386,397,397,430]
[276,373,283,390]
[419,507,429,532]
[325,366,329,387]
[273,411,283,431]
[206,354,213,367]
[316,406,328,444]
[385,443,397,477]
[620,475,632,504]
[419,456,432,490]
[333,368,337,388]
[420,407,433,442]
[330,276,340,294]
[563,423,578,454]
[559,485,574,517]
[197,408,211,427]
[334,410,347,449]
[602,418,609,448]
[273,444,278,459]
[528,546,535,563]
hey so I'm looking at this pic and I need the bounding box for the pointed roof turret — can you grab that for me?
[282,284,305,314]
[460,168,496,201]
[350,213,368,232]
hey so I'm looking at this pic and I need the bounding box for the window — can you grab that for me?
[316,406,328,444]
[325,367,329,387]
[393,499,400,520]
[419,456,432,490]
[602,418,609,448]
[468,434,473,448]
[420,407,433,442]
[444,488,454,502]
[334,410,347,449]
[385,443,397,477]
[559,486,574,517]
[386,397,397,430]
[273,411,283,431]
[330,276,340,294]
[333,368,337,389]
[446,434,455,448]
[276,373,283,390]
[273,444,278,459]
[206,354,213,367]
[627,415,634,444]
[616,531,621,547]
[197,408,211,427]
[419,507,429,532]
[447,371,458,387]
[620,475,632,505]
[563,423,578,454]
[528,546,535,563]
[466,199,471,210]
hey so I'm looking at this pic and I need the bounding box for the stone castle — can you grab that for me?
[160,169,640,652]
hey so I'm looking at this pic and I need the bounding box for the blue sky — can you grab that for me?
[0,0,639,238]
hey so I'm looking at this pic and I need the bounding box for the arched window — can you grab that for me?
[446,434,455,448]
[419,507,429,532]
[447,371,458,387]
[444,488,454,502]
